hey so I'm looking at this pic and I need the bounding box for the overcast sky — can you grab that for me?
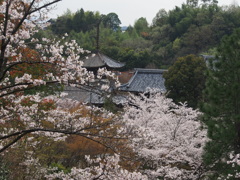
[49,0,239,26]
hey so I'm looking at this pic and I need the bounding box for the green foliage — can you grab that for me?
[201,28,240,177]
[133,17,149,35]
[116,49,152,70]
[103,97,121,113]
[152,9,168,27]
[180,24,214,55]
[187,0,199,7]
[120,37,152,51]
[50,8,101,35]
[102,12,121,31]
[164,54,207,108]
[48,4,240,69]
[150,3,240,64]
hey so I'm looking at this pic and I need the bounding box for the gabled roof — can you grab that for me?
[119,68,167,93]
[81,52,125,69]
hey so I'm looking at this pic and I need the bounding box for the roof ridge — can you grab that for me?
[126,69,139,87]
[97,52,105,65]
[81,52,125,68]
[101,53,125,66]
[134,68,167,73]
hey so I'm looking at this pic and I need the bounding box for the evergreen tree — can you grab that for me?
[102,13,121,31]
[201,28,240,178]
[163,54,207,109]
[72,8,85,32]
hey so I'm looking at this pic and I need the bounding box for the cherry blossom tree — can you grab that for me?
[45,154,148,180]
[0,1,209,179]
[226,153,240,179]
[0,1,146,179]
[122,92,208,179]
[0,0,120,152]
[36,92,208,179]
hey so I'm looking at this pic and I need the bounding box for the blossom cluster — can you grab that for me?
[45,154,148,180]
[0,0,118,154]
[123,92,208,179]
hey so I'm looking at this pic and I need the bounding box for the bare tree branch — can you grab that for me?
[0,81,58,98]
[29,0,62,15]
[0,127,126,153]
[0,132,28,153]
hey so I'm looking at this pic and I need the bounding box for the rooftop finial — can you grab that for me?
[96,20,101,53]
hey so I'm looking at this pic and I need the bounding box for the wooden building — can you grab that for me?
[119,68,167,93]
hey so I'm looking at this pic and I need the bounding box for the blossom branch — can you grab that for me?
[0,61,53,82]
[29,0,62,15]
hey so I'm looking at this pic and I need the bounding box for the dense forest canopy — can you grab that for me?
[44,0,240,70]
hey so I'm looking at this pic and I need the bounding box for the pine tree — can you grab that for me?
[201,28,240,178]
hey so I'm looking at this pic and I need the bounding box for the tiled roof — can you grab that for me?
[63,86,104,105]
[81,52,125,68]
[119,68,166,93]
[63,86,128,106]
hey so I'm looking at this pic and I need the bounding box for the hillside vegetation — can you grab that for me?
[43,0,240,70]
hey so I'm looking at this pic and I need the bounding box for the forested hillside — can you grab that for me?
[43,0,240,70]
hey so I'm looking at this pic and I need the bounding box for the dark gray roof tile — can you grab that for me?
[119,68,166,93]
[63,86,104,104]
[81,52,125,68]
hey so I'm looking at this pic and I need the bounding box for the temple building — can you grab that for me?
[62,22,126,106]
[62,52,125,106]
[81,52,125,73]
[119,68,166,94]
